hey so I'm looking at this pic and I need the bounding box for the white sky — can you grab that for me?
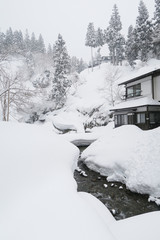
[0,0,155,62]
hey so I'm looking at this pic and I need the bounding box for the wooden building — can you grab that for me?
[110,68,160,130]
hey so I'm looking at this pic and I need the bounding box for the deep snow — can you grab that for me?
[0,122,115,240]
[82,124,160,203]
[1,122,160,240]
[1,58,160,239]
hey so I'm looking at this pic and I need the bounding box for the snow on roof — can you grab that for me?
[110,97,160,111]
[118,59,160,85]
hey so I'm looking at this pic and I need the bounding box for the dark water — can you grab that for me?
[74,147,160,220]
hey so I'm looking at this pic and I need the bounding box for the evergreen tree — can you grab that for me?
[5,27,14,54]
[153,0,160,58]
[12,30,24,54]
[51,34,71,109]
[71,56,87,73]
[125,25,139,67]
[78,58,87,73]
[136,0,153,61]
[0,32,6,56]
[96,27,104,47]
[154,0,160,27]
[24,29,31,52]
[47,43,52,55]
[85,22,96,71]
[30,32,37,52]
[18,30,25,53]
[71,56,79,73]
[105,4,125,65]
[94,48,102,67]
[37,34,46,53]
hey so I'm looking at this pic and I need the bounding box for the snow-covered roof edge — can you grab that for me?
[119,68,160,86]
[110,97,160,111]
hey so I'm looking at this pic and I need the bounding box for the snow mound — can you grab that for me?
[52,111,85,133]
[82,125,160,200]
[0,122,116,240]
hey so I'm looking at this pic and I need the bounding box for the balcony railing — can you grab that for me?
[122,90,142,100]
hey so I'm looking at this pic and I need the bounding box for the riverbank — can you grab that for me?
[74,148,160,220]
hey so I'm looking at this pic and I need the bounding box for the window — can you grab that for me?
[115,114,128,125]
[126,83,141,98]
[136,113,145,124]
[149,112,160,124]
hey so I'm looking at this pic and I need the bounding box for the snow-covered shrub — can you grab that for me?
[33,70,53,88]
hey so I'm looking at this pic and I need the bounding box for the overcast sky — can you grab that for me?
[0,0,155,62]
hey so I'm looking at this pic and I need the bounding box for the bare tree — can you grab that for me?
[104,67,122,106]
[0,67,34,121]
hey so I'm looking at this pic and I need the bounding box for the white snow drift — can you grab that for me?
[0,122,115,240]
[82,125,160,201]
[0,122,160,240]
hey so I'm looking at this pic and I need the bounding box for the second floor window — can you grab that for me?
[126,83,141,98]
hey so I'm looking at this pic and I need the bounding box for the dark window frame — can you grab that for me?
[126,83,141,98]
[149,112,160,124]
[136,113,146,124]
[115,114,128,126]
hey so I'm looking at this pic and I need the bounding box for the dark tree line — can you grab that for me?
[85,0,160,67]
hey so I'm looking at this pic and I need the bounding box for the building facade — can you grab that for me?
[110,69,160,130]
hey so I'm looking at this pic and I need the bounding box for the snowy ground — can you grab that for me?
[1,122,160,240]
[82,124,160,205]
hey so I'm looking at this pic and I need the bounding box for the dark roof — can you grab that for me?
[119,68,160,86]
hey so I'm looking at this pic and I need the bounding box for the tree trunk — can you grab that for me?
[2,97,7,121]
[91,46,93,72]
[7,88,10,121]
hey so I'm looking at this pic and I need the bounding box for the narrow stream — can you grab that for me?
[74,147,160,220]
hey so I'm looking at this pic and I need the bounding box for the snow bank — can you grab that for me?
[111,211,160,240]
[82,125,160,200]
[0,122,116,240]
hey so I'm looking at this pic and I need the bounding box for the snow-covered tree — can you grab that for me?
[12,30,24,54]
[0,67,34,121]
[5,27,14,54]
[0,32,6,57]
[51,34,71,109]
[37,34,46,53]
[104,67,122,106]
[153,0,160,58]
[105,4,125,65]
[125,25,139,67]
[96,27,104,47]
[47,43,52,56]
[85,22,96,71]
[71,56,87,73]
[24,29,31,53]
[78,58,87,73]
[30,32,37,52]
[33,70,53,88]
[94,48,102,67]
[136,0,153,61]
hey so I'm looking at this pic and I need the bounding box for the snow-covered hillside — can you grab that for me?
[1,56,160,130]
[45,58,160,131]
